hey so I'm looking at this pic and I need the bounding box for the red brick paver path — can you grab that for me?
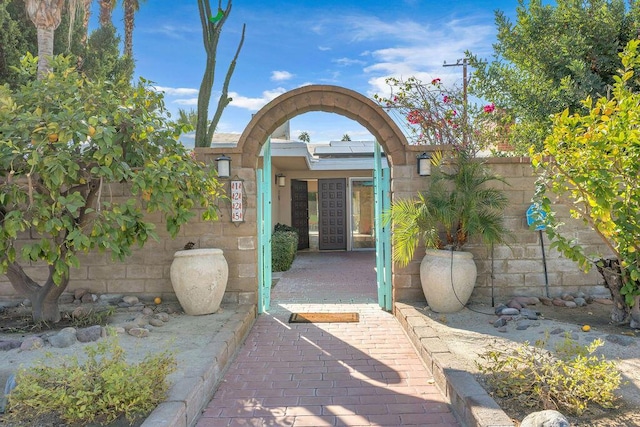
[196,252,459,427]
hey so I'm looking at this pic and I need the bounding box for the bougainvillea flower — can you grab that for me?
[443,95,450,103]
[483,103,496,113]
[431,78,441,85]
[407,110,423,124]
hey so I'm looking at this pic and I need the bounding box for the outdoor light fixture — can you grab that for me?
[216,154,231,178]
[417,152,432,176]
[276,173,286,187]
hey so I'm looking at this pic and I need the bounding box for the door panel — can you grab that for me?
[318,178,347,250]
[291,180,309,249]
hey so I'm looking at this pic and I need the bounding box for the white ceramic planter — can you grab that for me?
[420,249,477,313]
[170,248,229,315]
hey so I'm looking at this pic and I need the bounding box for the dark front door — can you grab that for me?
[319,178,346,250]
[291,180,309,249]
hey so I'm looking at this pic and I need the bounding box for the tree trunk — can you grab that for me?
[5,263,67,323]
[123,0,134,57]
[596,258,632,326]
[36,26,55,77]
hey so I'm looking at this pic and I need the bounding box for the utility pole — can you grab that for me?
[443,58,469,144]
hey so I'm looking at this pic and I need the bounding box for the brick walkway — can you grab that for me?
[196,251,460,427]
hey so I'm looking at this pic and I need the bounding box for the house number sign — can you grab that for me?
[230,180,244,222]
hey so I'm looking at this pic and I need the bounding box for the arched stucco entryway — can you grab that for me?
[196,84,430,311]
[237,85,409,168]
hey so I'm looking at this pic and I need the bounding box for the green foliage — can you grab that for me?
[477,336,621,415]
[0,54,224,285]
[298,131,310,143]
[385,150,510,266]
[69,306,116,328]
[81,25,133,89]
[272,226,298,272]
[6,339,176,425]
[468,0,640,154]
[531,40,640,304]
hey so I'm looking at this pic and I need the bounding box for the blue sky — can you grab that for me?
[98,0,520,145]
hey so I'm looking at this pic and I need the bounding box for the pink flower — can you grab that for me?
[431,78,441,85]
[407,110,423,125]
[443,95,450,103]
[483,103,496,113]
[393,96,398,102]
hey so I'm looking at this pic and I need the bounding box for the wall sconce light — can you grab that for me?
[216,154,231,178]
[417,152,432,176]
[276,173,286,187]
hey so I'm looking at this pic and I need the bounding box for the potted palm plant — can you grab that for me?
[387,149,510,312]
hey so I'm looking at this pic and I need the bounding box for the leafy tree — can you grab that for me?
[468,0,640,154]
[532,40,640,329]
[81,25,133,89]
[195,0,245,148]
[0,55,225,322]
[341,134,351,141]
[298,131,310,143]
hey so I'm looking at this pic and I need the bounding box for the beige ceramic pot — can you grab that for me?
[170,248,228,315]
[420,249,477,313]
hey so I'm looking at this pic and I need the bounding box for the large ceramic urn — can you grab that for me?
[420,249,477,313]
[170,248,228,315]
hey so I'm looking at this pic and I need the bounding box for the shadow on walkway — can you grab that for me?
[196,252,459,427]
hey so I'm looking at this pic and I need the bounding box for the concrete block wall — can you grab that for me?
[391,154,611,304]
[0,149,611,306]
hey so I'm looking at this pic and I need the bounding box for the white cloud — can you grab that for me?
[143,25,199,39]
[271,70,294,81]
[173,98,199,106]
[154,86,199,96]
[333,57,366,67]
[318,46,331,51]
[227,88,287,111]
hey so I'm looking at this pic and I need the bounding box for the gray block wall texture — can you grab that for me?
[0,155,610,305]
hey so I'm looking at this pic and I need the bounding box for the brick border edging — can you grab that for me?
[394,303,515,427]
[141,304,257,427]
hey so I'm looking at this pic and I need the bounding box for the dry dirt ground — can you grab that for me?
[0,299,237,426]
[416,299,640,427]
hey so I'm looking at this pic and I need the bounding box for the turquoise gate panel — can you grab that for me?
[257,137,272,313]
[374,142,392,311]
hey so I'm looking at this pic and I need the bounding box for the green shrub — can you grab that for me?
[477,335,621,415]
[274,223,298,233]
[272,227,298,272]
[6,338,176,425]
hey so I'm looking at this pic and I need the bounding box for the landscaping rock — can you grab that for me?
[59,293,75,304]
[81,293,96,304]
[540,296,553,306]
[552,298,566,307]
[494,317,508,328]
[564,301,577,308]
[48,327,77,348]
[154,312,170,323]
[561,293,574,301]
[573,297,587,307]
[516,320,535,330]
[500,308,520,316]
[149,318,164,327]
[606,334,636,346]
[520,308,539,320]
[128,327,149,338]
[521,409,569,427]
[593,297,613,305]
[74,288,89,300]
[20,336,44,351]
[76,325,102,343]
[507,299,523,310]
[123,296,139,305]
[72,305,91,319]
[0,340,21,351]
[494,304,507,315]
[142,307,154,316]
